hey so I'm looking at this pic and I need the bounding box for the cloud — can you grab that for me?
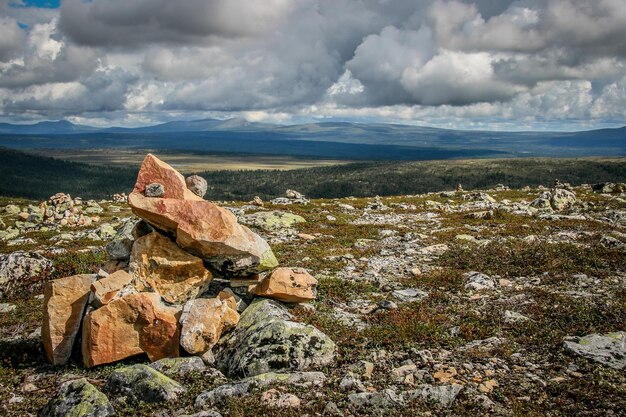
[0,0,625,129]
[58,0,297,47]
[0,17,25,62]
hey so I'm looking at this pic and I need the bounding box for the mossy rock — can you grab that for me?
[241,211,306,232]
[104,364,185,403]
[40,378,114,417]
[214,298,336,378]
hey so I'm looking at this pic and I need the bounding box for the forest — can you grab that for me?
[1,147,624,201]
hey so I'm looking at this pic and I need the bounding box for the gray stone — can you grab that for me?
[4,204,21,215]
[186,175,208,198]
[0,302,16,313]
[104,364,185,403]
[463,271,496,291]
[530,197,553,211]
[214,298,336,378]
[563,332,626,369]
[0,251,52,299]
[404,384,463,408]
[392,288,428,302]
[348,384,462,410]
[180,412,223,417]
[149,357,207,378]
[145,183,165,197]
[550,188,576,211]
[504,310,530,324]
[105,219,153,260]
[348,389,405,409]
[195,371,325,408]
[40,378,114,417]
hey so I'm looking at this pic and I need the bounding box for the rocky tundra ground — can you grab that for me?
[0,159,624,417]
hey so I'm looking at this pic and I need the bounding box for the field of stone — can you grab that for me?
[0,156,624,417]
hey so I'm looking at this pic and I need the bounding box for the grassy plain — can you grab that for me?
[25,148,351,173]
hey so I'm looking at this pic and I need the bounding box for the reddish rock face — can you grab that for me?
[251,267,317,303]
[81,292,181,368]
[129,232,212,304]
[42,274,96,365]
[132,154,202,201]
[128,155,278,275]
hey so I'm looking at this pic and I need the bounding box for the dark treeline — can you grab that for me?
[199,158,626,201]
[0,147,624,201]
[0,147,136,200]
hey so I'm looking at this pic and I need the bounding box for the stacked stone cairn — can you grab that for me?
[41,154,334,383]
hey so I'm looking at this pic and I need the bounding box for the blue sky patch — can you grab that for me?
[11,0,61,8]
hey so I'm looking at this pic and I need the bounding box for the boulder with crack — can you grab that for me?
[82,292,181,368]
[42,274,96,365]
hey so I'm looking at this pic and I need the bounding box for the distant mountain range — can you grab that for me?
[0,118,624,160]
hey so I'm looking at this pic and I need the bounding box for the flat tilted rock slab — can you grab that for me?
[128,154,278,275]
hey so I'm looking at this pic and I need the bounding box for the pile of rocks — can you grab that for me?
[270,189,310,205]
[530,187,577,211]
[42,154,334,377]
[2,192,103,232]
[111,192,128,203]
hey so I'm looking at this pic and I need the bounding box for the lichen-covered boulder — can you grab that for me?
[564,332,626,369]
[40,378,114,417]
[0,251,52,299]
[240,211,306,232]
[129,232,212,304]
[195,371,325,408]
[214,298,335,378]
[104,364,185,403]
[550,188,576,211]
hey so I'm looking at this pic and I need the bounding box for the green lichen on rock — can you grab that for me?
[149,356,206,378]
[241,211,306,232]
[214,298,336,378]
[259,247,279,271]
[39,378,114,417]
[104,364,185,403]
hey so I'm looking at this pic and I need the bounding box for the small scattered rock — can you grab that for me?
[186,175,208,198]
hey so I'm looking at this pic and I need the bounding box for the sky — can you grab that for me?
[0,0,625,131]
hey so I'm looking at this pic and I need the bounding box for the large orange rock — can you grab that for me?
[251,268,317,303]
[42,274,96,365]
[129,232,212,304]
[128,155,278,275]
[179,298,239,355]
[82,292,181,368]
